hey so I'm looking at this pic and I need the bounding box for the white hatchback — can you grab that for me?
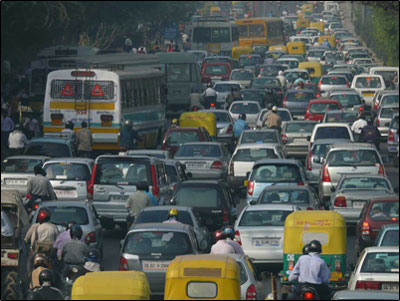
[229,101,261,128]
[351,74,386,109]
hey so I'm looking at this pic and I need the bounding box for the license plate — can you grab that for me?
[353,201,365,208]
[186,163,206,169]
[294,138,307,143]
[253,238,280,247]
[111,195,129,201]
[330,271,342,279]
[296,116,305,120]
[382,283,399,292]
[54,189,78,198]
[143,261,170,271]
[362,92,374,97]
[5,179,27,185]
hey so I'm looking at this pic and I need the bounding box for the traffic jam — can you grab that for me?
[1,1,399,300]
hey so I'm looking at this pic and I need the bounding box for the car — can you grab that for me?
[259,64,289,77]
[387,113,399,159]
[134,206,212,252]
[318,143,385,202]
[282,121,318,156]
[42,158,94,201]
[328,90,364,112]
[201,62,232,84]
[187,50,207,67]
[280,54,306,63]
[125,150,172,159]
[241,88,277,108]
[256,107,294,129]
[307,49,326,62]
[33,201,103,253]
[283,69,310,84]
[352,58,374,66]
[238,54,263,73]
[1,156,50,196]
[351,74,386,110]
[355,196,399,256]
[169,180,237,232]
[329,175,396,223]
[282,89,316,119]
[377,93,399,112]
[89,155,173,229]
[213,81,242,108]
[228,101,261,128]
[371,90,399,119]
[322,109,360,124]
[24,137,77,157]
[340,43,358,57]
[228,143,285,193]
[332,64,361,75]
[347,246,399,292]
[304,82,321,98]
[161,127,212,157]
[162,159,190,186]
[319,75,349,97]
[234,204,297,267]
[203,56,233,69]
[230,69,255,89]
[369,66,399,89]
[237,129,285,150]
[277,58,300,69]
[332,289,399,300]
[250,77,283,99]
[254,185,322,210]
[245,159,308,205]
[327,69,354,84]
[322,51,345,65]
[375,106,399,138]
[198,109,234,149]
[305,99,341,122]
[174,142,230,180]
[346,47,371,60]
[119,223,203,297]
[251,45,269,60]
[308,122,354,150]
[375,224,399,247]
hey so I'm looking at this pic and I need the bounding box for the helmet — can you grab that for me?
[278,70,284,76]
[214,229,226,241]
[86,248,100,262]
[172,119,178,125]
[223,226,235,240]
[66,120,74,130]
[14,124,21,130]
[66,220,77,231]
[272,106,278,112]
[309,240,322,253]
[302,243,311,255]
[124,120,133,128]
[39,269,55,286]
[38,208,51,224]
[70,224,83,240]
[268,103,274,110]
[168,208,178,218]
[33,253,49,269]
[239,113,247,120]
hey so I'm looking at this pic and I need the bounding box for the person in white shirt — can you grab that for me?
[276,70,287,89]
[351,113,367,142]
[8,124,28,155]
[203,83,217,109]
[210,230,235,254]
[223,226,244,255]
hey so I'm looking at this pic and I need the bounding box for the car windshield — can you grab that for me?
[354,77,382,88]
[338,177,391,190]
[381,95,399,107]
[315,127,350,140]
[381,108,399,119]
[38,206,89,225]
[205,58,231,64]
[325,111,358,123]
[321,76,347,85]
[284,72,310,83]
[94,158,150,185]
[286,91,314,102]
[312,143,330,157]
[175,186,220,208]
[239,210,292,227]
[231,71,253,80]
[381,230,399,247]
[391,116,399,129]
[239,56,261,66]
[230,103,260,114]
[286,122,316,133]
[308,50,325,58]
[214,84,240,92]
[251,164,302,183]
[166,131,201,146]
[327,150,380,167]
[261,65,287,76]
[1,158,44,173]
[259,190,310,204]
[279,60,299,69]
[44,163,91,181]
[241,131,278,144]
[136,210,193,226]
[124,231,193,255]
[25,142,70,157]
[234,148,278,161]
[175,144,221,158]
[360,252,399,273]
[241,90,266,101]
[166,64,191,82]
[331,94,361,108]
[252,78,280,87]
[309,102,339,114]
[205,65,227,75]
[368,201,399,222]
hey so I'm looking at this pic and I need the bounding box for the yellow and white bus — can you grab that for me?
[43,68,166,153]
[235,17,284,47]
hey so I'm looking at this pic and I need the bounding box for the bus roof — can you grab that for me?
[36,45,99,58]
[235,17,283,23]
[156,52,198,64]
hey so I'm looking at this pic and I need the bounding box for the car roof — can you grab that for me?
[140,206,192,213]
[243,203,298,211]
[231,100,260,105]
[363,246,399,253]
[4,155,51,160]
[28,137,71,143]
[262,185,311,192]
[321,74,347,78]
[198,109,230,114]
[332,290,400,300]
[286,120,317,124]
[313,138,352,145]
[214,81,241,85]
[127,150,167,154]
[235,143,280,150]
[130,222,193,232]
[314,122,350,128]
[253,158,301,165]
[260,107,290,112]
[309,99,340,103]
[243,129,277,133]
[283,68,308,73]
[380,224,399,230]
[38,201,89,208]
[43,157,94,164]
[328,143,377,150]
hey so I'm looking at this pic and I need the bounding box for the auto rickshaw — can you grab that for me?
[318,35,336,49]
[71,271,151,300]
[298,62,323,84]
[164,254,241,300]
[269,45,288,54]
[296,18,310,31]
[232,46,253,60]
[309,22,324,34]
[179,112,217,138]
[301,3,314,15]
[210,6,221,16]
[280,211,347,298]
[287,41,306,55]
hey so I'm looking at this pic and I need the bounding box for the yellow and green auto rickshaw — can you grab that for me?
[269,45,288,54]
[318,35,336,49]
[301,3,314,15]
[296,18,310,32]
[309,22,324,34]
[298,62,323,84]
[280,211,347,298]
[71,271,151,300]
[179,111,217,138]
[164,254,241,300]
[232,46,253,60]
[287,41,306,55]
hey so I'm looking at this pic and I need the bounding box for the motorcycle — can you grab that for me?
[62,264,86,298]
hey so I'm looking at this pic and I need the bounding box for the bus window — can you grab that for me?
[193,27,211,43]
[232,27,239,42]
[249,24,264,37]
[212,28,231,43]
[238,25,248,37]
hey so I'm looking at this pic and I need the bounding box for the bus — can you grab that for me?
[43,68,166,152]
[235,17,284,47]
[191,16,239,56]
[156,52,203,113]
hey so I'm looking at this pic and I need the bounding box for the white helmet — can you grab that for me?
[272,106,278,112]
[278,71,284,76]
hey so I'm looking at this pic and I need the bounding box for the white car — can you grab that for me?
[230,69,255,89]
[308,123,354,151]
[348,246,399,292]
[228,101,261,128]
[214,81,243,108]
[351,74,386,109]
[369,67,399,88]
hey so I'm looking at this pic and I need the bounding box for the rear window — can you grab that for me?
[124,231,193,255]
[321,76,347,85]
[166,131,201,146]
[325,111,358,123]
[44,163,91,181]
[286,92,314,102]
[368,201,399,222]
[187,282,217,299]
[284,72,309,83]
[234,148,278,162]
[239,56,261,66]
[338,177,391,190]
[327,150,381,167]
[252,78,280,87]
[381,107,399,119]
[251,164,302,183]
[259,190,310,204]
[360,252,399,273]
[309,102,339,114]
[2,158,44,173]
[286,122,316,133]
[230,103,260,114]
[381,95,399,107]
[308,51,325,58]
[205,65,227,75]
[175,186,220,208]
[261,65,287,76]
[381,230,399,247]
[39,206,89,225]
[136,210,193,226]
[315,127,350,140]
[241,90,266,101]
[25,142,71,157]
[241,131,278,144]
[231,71,253,80]
[331,94,361,108]
[239,210,292,226]
[354,77,383,89]
[175,145,221,158]
[214,84,240,92]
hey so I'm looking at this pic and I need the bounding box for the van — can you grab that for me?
[88,155,173,229]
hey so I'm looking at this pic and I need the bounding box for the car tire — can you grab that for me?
[2,271,19,300]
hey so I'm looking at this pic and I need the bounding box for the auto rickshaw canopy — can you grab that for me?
[232,46,253,60]
[287,41,306,55]
[269,45,288,54]
[318,35,336,49]
[298,62,323,78]
[296,18,310,30]
[179,112,217,137]
[309,22,324,34]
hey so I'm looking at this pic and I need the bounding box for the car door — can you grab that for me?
[89,204,103,251]
[156,163,173,205]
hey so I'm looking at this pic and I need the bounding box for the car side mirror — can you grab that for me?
[330,186,336,192]
[250,200,257,206]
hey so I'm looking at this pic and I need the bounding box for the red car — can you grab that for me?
[161,127,212,157]
[201,62,231,84]
[355,196,399,256]
[305,99,341,121]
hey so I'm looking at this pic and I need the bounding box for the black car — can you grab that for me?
[169,180,238,232]
[241,88,277,108]
[250,77,284,106]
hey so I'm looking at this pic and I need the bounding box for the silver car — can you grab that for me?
[375,105,399,138]
[318,143,385,202]
[256,108,293,128]
[125,150,172,159]
[162,159,189,185]
[1,156,50,196]
[322,109,360,124]
[42,158,94,201]
[120,223,202,296]
[237,129,284,147]
[234,204,297,265]
[230,69,255,89]
[229,101,261,128]
[329,175,396,223]
[174,142,230,180]
[387,113,399,159]
[214,81,242,108]
[319,74,349,97]
[283,89,315,119]
[371,90,398,119]
[328,90,364,111]
[308,123,354,150]
[282,121,317,156]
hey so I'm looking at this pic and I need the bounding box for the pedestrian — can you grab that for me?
[391,72,398,90]
[233,113,249,140]
[29,113,41,138]
[8,124,28,155]
[153,42,161,53]
[276,70,287,89]
[125,181,153,227]
[60,120,76,144]
[225,87,242,109]
[76,121,93,158]
[210,230,235,254]
[120,120,142,151]
[263,106,282,131]
[1,108,14,155]
[25,165,57,211]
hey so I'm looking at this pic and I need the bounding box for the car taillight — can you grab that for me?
[223,208,229,223]
[373,102,379,111]
[318,80,322,88]
[316,93,321,98]
[283,96,287,107]
[388,130,395,142]
[211,161,223,169]
[307,150,313,171]
[34,203,39,210]
[247,181,254,196]
[355,280,379,290]
[210,103,215,108]
[322,164,331,182]
[334,196,346,207]
[26,193,32,200]
[85,231,96,243]
[305,110,310,120]
[288,260,294,270]
[281,133,287,144]
[234,230,241,245]
[246,284,257,300]
[378,164,385,176]
[376,118,380,127]
[306,207,313,210]
[297,182,304,186]
[151,165,160,199]
[226,124,233,134]
[88,164,97,200]
[335,260,341,272]
[346,80,349,87]
[119,256,128,271]
[303,291,316,300]
[229,161,234,175]
[362,221,370,236]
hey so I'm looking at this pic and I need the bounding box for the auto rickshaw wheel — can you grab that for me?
[2,271,19,300]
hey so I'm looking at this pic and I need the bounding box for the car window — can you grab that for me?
[175,144,221,158]
[309,102,339,114]
[230,103,260,114]
[331,94,361,108]
[212,112,231,123]
[380,108,399,119]
[214,84,240,92]
[205,65,228,75]
[368,201,399,222]
[360,252,399,273]
[286,122,316,133]
[315,127,350,140]
[165,165,179,183]
[241,90,266,101]
[380,230,399,247]
[38,206,89,225]
[234,148,278,162]
[166,131,201,146]
[374,71,398,84]
[251,164,302,183]
[241,131,278,144]
[327,150,380,167]
[239,209,291,226]
[284,72,309,83]
[239,56,261,66]
[44,163,91,181]
[136,210,193,226]
[175,186,220,208]
[238,261,248,285]
[278,110,291,121]
[231,71,253,80]
[381,95,399,107]
[338,177,391,190]
[260,190,310,204]
[325,111,358,123]
[1,158,44,173]
[286,92,314,102]
[252,78,280,87]
[124,231,193,255]
[354,77,382,88]
[25,142,70,157]
[321,76,347,85]
[390,116,399,129]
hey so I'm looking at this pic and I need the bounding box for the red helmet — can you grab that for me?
[38,209,50,224]
[214,229,226,241]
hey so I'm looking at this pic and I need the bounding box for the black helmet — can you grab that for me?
[66,220,77,231]
[268,103,274,110]
[66,120,74,130]
[39,269,55,286]
[309,240,322,253]
[302,243,311,255]
[239,113,247,120]
[86,248,100,262]
[70,224,83,240]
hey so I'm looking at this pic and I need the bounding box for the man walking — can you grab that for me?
[76,121,93,158]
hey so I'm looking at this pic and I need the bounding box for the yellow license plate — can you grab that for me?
[362,92,374,97]
[330,271,342,279]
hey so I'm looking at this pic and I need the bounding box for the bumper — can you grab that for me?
[244,249,283,263]
[333,207,363,223]
[92,202,128,223]
[387,143,399,154]
[188,170,226,180]
[0,186,27,197]
[285,144,309,156]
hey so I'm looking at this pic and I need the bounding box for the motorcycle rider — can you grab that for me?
[29,253,50,289]
[360,117,381,150]
[26,269,64,300]
[204,83,217,109]
[210,229,235,254]
[120,119,142,151]
[25,165,57,211]
[83,248,102,273]
[223,226,244,255]
[351,113,367,142]
[61,224,89,274]
[263,105,282,132]
[163,208,182,224]
[233,113,249,141]
[288,240,331,300]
